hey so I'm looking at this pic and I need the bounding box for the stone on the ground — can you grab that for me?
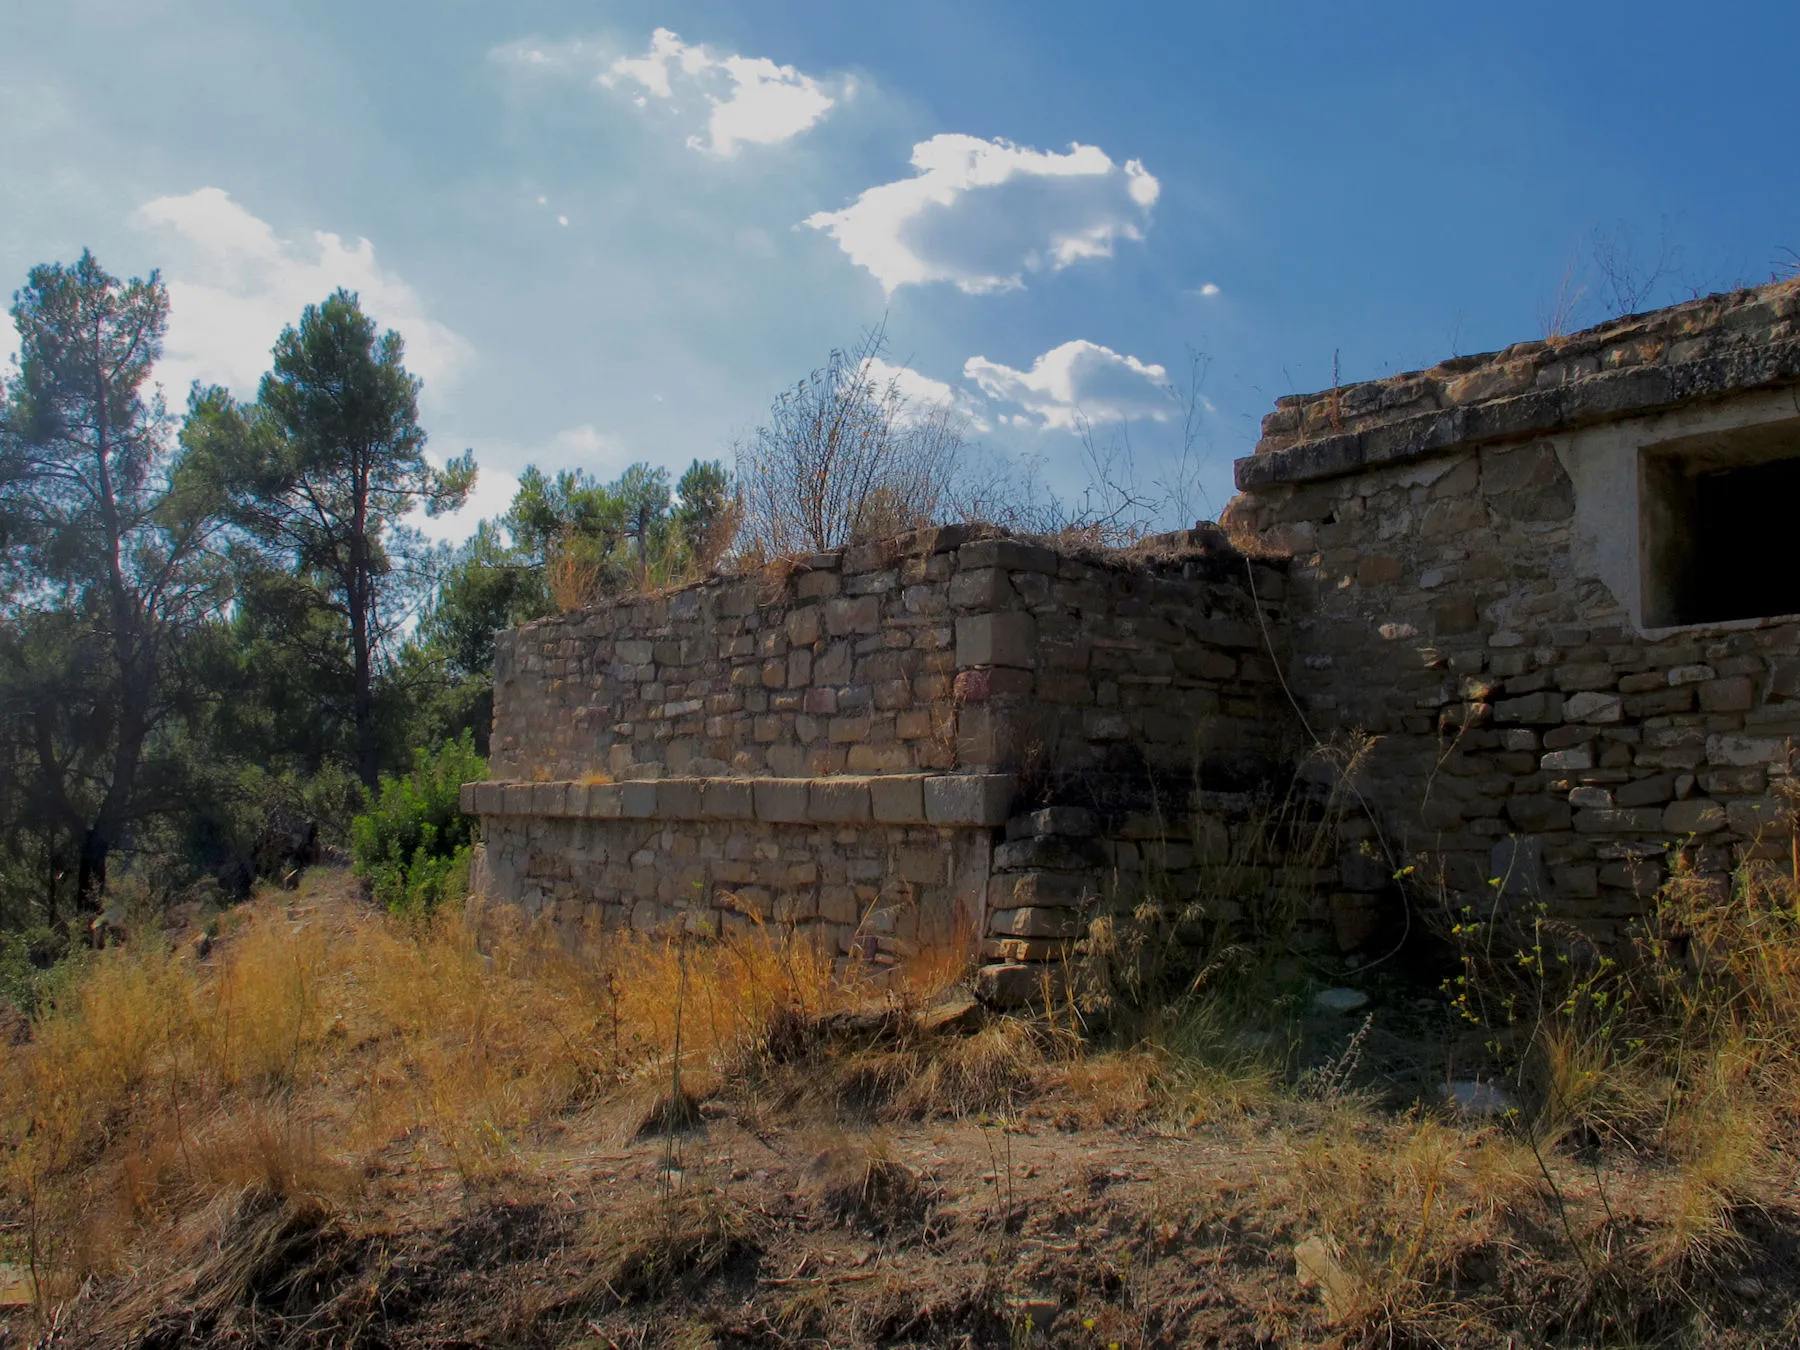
[1313,987,1369,1013]
[1439,1079,1518,1118]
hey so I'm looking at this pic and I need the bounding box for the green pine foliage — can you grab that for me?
[350,734,486,913]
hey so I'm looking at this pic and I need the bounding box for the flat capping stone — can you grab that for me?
[464,775,1013,828]
[1235,336,1800,490]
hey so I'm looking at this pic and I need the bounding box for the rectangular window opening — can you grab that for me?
[1640,417,1800,628]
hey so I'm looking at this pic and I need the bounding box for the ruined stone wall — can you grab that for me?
[488,526,1293,787]
[468,774,1010,970]
[469,525,1307,985]
[1226,280,1800,942]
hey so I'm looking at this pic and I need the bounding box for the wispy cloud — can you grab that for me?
[132,187,470,401]
[963,340,1172,430]
[495,28,841,157]
[805,135,1159,295]
[865,357,990,432]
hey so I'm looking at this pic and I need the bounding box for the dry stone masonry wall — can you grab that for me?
[467,525,1306,988]
[1225,279,1800,943]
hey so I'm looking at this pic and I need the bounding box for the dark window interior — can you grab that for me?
[1641,425,1800,627]
[1691,458,1800,623]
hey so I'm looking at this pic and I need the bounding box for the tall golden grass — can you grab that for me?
[0,870,900,1298]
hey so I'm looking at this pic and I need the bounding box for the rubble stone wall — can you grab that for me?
[1225,280,1800,942]
[470,525,1306,985]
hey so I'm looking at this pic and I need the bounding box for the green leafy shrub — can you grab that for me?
[351,733,486,913]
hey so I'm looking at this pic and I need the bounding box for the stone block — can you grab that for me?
[1337,849,1391,892]
[1003,871,1093,908]
[809,778,872,822]
[895,847,944,884]
[616,639,654,665]
[796,570,840,599]
[531,782,568,816]
[948,566,1016,610]
[459,782,479,814]
[1542,724,1594,750]
[924,773,1016,827]
[1555,664,1616,692]
[824,595,880,636]
[753,779,810,823]
[1624,687,1694,718]
[869,775,927,822]
[656,780,703,818]
[1726,798,1786,836]
[984,937,1072,963]
[995,836,1103,871]
[1541,746,1593,772]
[1614,773,1675,808]
[1495,692,1564,723]
[957,538,1059,574]
[956,612,1038,668]
[1637,729,1707,770]
[1550,863,1599,898]
[1663,799,1726,834]
[1329,892,1384,951]
[1356,554,1402,586]
[1767,660,1800,701]
[1490,836,1544,897]
[1699,766,1764,796]
[829,715,872,743]
[1573,807,1664,833]
[847,742,913,773]
[1006,806,1100,840]
[1699,676,1754,713]
[1706,734,1786,767]
[581,783,621,817]
[990,907,1085,939]
[1565,691,1623,723]
[974,961,1066,1007]
[701,780,754,820]
[785,606,822,645]
[1666,664,1716,685]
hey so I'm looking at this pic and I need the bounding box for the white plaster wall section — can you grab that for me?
[1555,388,1800,632]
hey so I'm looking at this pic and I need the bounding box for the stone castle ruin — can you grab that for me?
[463,278,1800,999]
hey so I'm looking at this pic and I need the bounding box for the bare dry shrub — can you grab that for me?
[736,324,970,558]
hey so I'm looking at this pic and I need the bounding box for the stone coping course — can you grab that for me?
[1236,278,1800,490]
[461,773,1016,829]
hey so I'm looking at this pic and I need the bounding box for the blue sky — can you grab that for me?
[4,0,1798,537]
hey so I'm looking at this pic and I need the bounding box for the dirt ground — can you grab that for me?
[4,1071,1796,1349]
[4,871,1800,1349]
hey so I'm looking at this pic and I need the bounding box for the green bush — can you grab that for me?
[351,733,486,913]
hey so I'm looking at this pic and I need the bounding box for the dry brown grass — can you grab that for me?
[4,848,1799,1347]
[0,869,888,1303]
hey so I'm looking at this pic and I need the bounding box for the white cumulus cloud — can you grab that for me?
[132,187,470,402]
[500,28,838,157]
[805,135,1159,295]
[962,341,1172,431]
[865,357,989,432]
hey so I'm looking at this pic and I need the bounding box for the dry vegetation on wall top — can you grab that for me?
[1,854,1799,1348]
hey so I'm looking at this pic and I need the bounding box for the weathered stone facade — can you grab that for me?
[1224,278,1800,942]
[467,525,1304,990]
[469,279,1800,988]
